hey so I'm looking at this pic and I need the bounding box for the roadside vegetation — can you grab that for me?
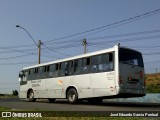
[146,73,160,93]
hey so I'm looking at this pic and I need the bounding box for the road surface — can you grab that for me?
[0,97,159,111]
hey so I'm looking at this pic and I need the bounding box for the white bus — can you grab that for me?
[19,45,146,104]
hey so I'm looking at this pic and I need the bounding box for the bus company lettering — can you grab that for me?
[31,80,41,87]
[32,84,40,87]
[31,80,41,83]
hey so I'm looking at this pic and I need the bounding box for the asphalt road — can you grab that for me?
[0,97,160,111]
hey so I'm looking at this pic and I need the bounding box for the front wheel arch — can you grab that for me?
[27,89,36,102]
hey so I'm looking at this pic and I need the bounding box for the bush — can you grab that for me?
[12,90,18,96]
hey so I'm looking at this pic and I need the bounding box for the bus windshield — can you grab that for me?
[119,48,144,67]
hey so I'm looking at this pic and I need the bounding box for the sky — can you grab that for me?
[0,0,160,93]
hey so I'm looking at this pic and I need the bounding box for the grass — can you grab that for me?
[0,94,17,98]
[145,73,160,93]
[0,106,11,111]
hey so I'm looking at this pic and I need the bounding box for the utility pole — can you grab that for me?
[82,38,87,54]
[38,40,42,64]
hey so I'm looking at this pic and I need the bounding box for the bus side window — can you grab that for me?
[91,53,114,73]
[78,59,83,75]
[102,53,114,71]
[58,62,68,77]
[68,61,73,76]
[42,65,50,78]
[55,63,58,77]
[64,62,69,76]
[82,57,90,74]
[44,65,50,72]
[30,69,35,80]
[109,53,113,62]
[34,68,38,79]
[73,60,78,75]
[46,65,50,78]
[49,64,55,78]
[41,66,46,79]
[97,55,103,72]
[49,64,58,78]
[58,63,62,77]
[91,55,99,73]
[28,69,31,80]
[38,67,43,79]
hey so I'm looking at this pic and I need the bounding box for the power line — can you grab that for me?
[1,8,160,62]
[0,53,36,60]
[88,35,160,46]
[145,60,160,63]
[1,8,159,59]
[43,28,160,51]
[0,62,36,65]
[0,44,34,49]
[43,43,81,51]
[44,8,160,44]
[42,44,71,57]
[87,29,160,41]
[126,45,160,48]
[42,29,160,52]
[143,52,160,55]
[0,47,36,54]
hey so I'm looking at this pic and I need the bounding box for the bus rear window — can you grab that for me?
[119,48,144,67]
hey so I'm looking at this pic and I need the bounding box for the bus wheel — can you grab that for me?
[28,90,36,102]
[48,98,56,103]
[67,88,78,104]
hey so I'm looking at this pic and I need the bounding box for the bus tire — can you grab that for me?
[48,98,56,103]
[67,88,78,104]
[28,90,36,102]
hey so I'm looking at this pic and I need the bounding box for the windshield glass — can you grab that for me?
[119,48,144,67]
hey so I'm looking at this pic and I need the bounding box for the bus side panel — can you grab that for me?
[45,77,64,98]
[90,71,117,97]
[73,74,93,99]
[19,85,28,98]
[27,79,46,98]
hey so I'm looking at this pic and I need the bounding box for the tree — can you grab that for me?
[12,90,18,96]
